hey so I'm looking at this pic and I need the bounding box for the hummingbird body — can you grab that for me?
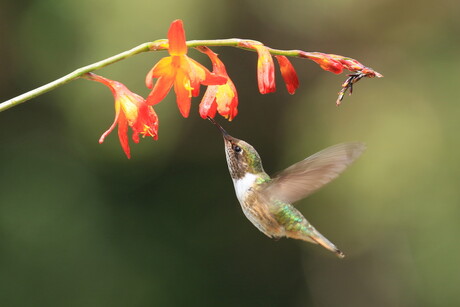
[210,118,365,258]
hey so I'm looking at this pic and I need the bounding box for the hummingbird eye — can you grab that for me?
[234,145,242,153]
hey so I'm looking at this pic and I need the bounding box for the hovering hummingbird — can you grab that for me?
[208,118,365,258]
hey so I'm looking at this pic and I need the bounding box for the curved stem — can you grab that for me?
[0,38,380,113]
[0,42,154,112]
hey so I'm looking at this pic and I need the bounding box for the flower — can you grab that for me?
[275,55,299,94]
[311,56,343,74]
[239,42,275,94]
[145,19,226,118]
[196,46,238,121]
[253,44,276,94]
[300,52,344,74]
[86,73,158,159]
[328,55,383,78]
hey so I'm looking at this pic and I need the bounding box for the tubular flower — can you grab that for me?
[197,46,238,121]
[239,42,276,94]
[275,55,299,94]
[301,52,344,74]
[86,73,158,159]
[311,56,343,74]
[328,54,383,78]
[145,19,226,118]
[254,44,276,94]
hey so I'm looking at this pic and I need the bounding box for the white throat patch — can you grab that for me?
[232,173,258,202]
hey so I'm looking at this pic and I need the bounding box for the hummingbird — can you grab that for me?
[208,117,366,258]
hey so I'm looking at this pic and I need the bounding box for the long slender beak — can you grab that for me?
[207,117,230,138]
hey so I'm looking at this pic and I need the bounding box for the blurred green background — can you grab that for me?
[1,0,459,306]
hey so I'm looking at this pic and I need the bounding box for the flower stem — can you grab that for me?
[0,38,380,113]
[0,42,153,112]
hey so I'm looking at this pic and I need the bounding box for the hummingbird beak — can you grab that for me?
[207,117,231,140]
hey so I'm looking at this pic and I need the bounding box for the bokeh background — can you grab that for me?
[1,0,459,306]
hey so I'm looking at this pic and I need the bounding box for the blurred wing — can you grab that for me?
[262,143,366,204]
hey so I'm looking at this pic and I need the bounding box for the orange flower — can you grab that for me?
[145,19,226,118]
[302,52,344,74]
[86,73,158,159]
[275,55,299,94]
[254,44,276,94]
[312,58,343,74]
[197,46,238,121]
[239,42,275,94]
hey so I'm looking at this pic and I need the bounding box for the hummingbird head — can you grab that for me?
[208,117,265,179]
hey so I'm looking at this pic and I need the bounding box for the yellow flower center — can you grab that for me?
[141,124,155,137]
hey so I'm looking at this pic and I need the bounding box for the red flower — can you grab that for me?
[197,46,238,121]
[254,44,276,94]
[329,54,383,78]
[300,52,344,74]
[86,73,158,159]
[239,42,275,94]
[145,19,226,118]
[311,57,343,74]
[275,55,299,94]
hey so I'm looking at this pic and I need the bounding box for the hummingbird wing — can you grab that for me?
[262,142,366,204]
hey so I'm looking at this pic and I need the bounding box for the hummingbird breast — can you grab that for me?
[240,191,283,238]
[233,173,311,239]
[232,173,283,237]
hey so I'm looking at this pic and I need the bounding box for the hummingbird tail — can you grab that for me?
[307,230,345,258]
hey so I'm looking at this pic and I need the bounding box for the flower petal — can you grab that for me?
[118,95,142,125]
[197,46,228,74]
[146,75,175,105]
[179,57,202,97]
[216,82,238,121]
[173,70,192,118]
[188,57,227,86]
[86,73,114,90]
[99,104,120,144]
[145,106,159,140]
[146,57,174,86]
[275,55,299,94]
[117,111,131,159]
[132,103,159,143]
[168,19,187,56]
[199,86,218,119]
[253,45,276,94]
[145,67,155,89]
[310,55,344,74]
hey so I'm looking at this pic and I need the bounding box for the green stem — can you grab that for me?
[0,42,153,112]
[186,39,320,57]
[0,38,378,113]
